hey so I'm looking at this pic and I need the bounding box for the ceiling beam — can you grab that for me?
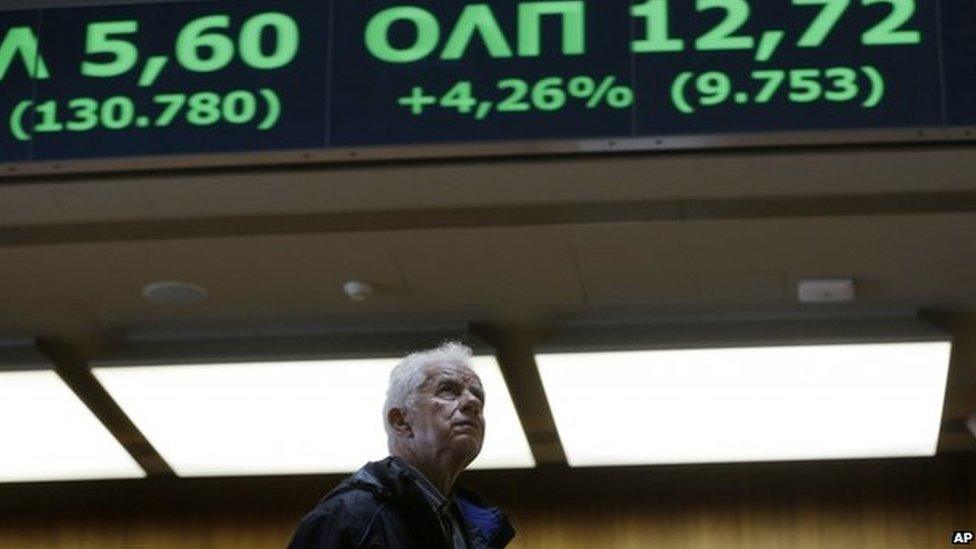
[920,312,976,452]
[2,190,976,248]
[35,337,173,477]
[471,322,566,466]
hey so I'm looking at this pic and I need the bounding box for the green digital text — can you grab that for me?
[363,0,922,64]
[0,26,49,81]
[365,1,584,63]
[397,75,634,120]
[8,89,281,142]
[669,65,886,114]
[0,11,298,84]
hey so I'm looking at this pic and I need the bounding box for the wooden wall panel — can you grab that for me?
[1,456,973,548]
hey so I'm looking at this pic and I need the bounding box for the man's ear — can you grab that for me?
[388,407,413,438]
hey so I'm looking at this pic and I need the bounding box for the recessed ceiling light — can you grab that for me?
[0,368,145,483]
[142,281,208,305]
[93,355,534,477]
[537,341,951,467]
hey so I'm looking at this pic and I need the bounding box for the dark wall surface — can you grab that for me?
[1,455,973,548]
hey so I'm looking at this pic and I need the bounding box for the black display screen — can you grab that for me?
[0,0,972,163]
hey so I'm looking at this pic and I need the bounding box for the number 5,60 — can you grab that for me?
[81,11,300,78]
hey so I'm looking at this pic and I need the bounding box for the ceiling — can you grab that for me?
[0,145,974,331]
[0,143,974,463]
[0,213,974,333]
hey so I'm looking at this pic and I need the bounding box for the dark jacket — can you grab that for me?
[288,457,515,549]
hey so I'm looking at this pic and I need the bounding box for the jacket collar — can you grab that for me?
[453,485,516,548]
[336,457,514,548]
[387,457,451,514]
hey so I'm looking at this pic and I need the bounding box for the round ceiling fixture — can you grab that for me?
[142,281,209,305]
[342,280,373,302]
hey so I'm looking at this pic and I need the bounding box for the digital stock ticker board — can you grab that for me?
[0,0,974,168]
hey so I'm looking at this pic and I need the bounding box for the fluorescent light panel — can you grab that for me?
[536,342,952,467]
[93,356,534,477]
[0,370,145,482]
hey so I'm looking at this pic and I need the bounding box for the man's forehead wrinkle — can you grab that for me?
[426,362,479,380]
[419,364,484,400]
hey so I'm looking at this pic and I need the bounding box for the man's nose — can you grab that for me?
[460,389,482,415]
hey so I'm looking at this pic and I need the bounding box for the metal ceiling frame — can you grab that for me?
[2,126,975,180]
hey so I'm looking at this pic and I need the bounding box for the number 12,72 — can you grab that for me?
[631,0,921,53]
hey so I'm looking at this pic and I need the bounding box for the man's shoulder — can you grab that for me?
[288,465,395,549]
[302,469,391,525]
[312,486,385,515]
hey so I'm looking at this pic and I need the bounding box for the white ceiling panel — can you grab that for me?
[0,369,145,482]
[93,355,534,477]
[537,342,952,466]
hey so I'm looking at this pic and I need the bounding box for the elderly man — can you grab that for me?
[289,342,515,548]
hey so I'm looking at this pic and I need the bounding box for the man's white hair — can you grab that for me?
[384,341,474,448]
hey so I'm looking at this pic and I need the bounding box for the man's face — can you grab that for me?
[406,361,485,465]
